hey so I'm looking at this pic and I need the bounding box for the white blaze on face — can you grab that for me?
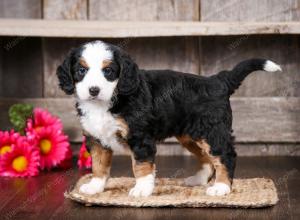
[75,41,117,102]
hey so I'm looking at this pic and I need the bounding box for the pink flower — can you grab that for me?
[25,108,73,170]
[0,130,21,156]
[0,137,40,177]
[77,137,91,169]
[26,108,63,136]
[32,127,70,170]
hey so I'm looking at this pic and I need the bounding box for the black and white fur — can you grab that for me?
[57,40,281,197]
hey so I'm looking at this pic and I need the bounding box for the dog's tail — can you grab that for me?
[217,59,282,95]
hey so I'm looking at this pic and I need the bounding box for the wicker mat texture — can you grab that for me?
[65,174,278,208]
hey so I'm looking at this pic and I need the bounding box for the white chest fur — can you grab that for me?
[78,100,125,152]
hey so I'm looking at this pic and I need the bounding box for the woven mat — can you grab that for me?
[65,174,278,208]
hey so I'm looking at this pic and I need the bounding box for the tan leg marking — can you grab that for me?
[115,117,129,141]
[195,140,231,186]
[195,139,231,196]
[211,157,230,186]
[129,155,156,197]
[79,140,112,195]
[177,136,212,165]
[91,144,113,178]
[177,136,213,186]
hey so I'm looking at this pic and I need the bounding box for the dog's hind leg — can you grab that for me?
[176,136,214,186]
[195,132,236,196]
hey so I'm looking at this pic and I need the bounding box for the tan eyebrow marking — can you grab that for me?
[79,58,89,68]
[102,60,112,69]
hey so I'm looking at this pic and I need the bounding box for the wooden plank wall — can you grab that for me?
[201,0,300,22]
[200,0,300,97]
[1,97,299,142]
[43,0,87,20]
[198,0,300,156]
[89,0,200,21]
[200,35,300,97]
[0,0,299,156]
[42,0,200,98]
[0,0,41,19]
[0,0,43,98]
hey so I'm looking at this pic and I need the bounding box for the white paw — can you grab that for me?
[79,177,106,195]
[129,174,155,197]
[184,164,213,186]
[206,182,231,196]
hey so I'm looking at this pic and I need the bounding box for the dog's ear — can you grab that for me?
[117,52,140,95]
[56,51,75,95]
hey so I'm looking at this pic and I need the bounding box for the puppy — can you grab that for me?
[56,40,281,197]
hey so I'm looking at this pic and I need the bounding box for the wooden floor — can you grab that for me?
[0,156,299,220]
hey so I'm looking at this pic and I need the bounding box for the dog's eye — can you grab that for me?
[103,67,114,77]
[78,67,87,76]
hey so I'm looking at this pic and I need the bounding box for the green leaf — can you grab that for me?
[9,104,33,135]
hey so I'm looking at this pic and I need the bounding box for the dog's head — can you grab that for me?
[56,40,139,101]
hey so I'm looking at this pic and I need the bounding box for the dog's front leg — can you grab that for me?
[128,137,156,197]
[79,137,112,195]
[129,155,156,197]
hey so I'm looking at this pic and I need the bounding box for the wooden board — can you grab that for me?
[89,0,200,21]
[0,20,299,38]
[231,97,300,142]
[200,35,300,97]
[0,98,299,143]
[43,37,199,97]
[201,0,300,22]
[123,37,200,73]
[0,0,41,18]
[0,37,43,98]
[43,0,87,20]
[156,143,300,156]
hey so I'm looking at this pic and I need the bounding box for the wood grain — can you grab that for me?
[231,97,300,143]
[0,98,299,144]
[0,20,299,38]
[43,0,88,20]
[200,35,300,97]
[0,0,41,18]
[89,0,200,21]
[156,143,300,156]
[201,0,300,22]
[125,37,200,74]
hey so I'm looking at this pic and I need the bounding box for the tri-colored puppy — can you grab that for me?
[56,40,281,197]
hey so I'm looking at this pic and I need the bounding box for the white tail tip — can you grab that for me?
[263,60,282,72]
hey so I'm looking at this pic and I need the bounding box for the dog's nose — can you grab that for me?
[89,86,100,97]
